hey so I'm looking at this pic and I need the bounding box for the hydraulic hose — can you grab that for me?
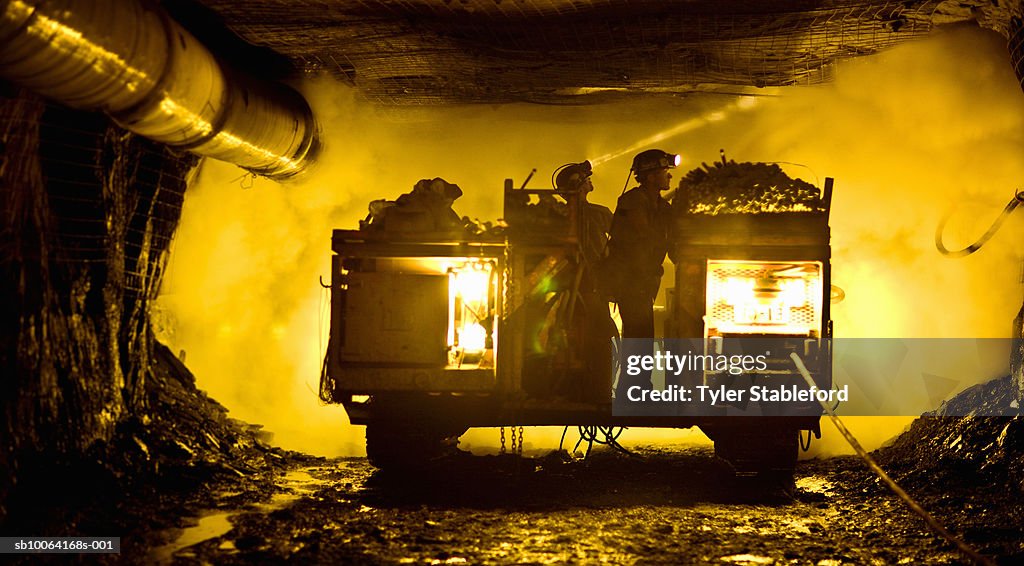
[935,190,1024,258]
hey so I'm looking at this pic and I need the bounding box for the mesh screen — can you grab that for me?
[706,262,821,333]
[198,0,951,105]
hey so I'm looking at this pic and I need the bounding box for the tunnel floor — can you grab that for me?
[120,445,1020,565]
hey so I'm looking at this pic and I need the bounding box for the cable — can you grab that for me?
[790,353,996,566]
[799,429,812,452]
[572,426,634,459]
[760,160,820,191]
[619,169,632,197]
[936,189,1024,258]
[830,381,842,413]
[551,162,572,190]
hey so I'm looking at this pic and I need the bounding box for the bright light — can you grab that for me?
[460,323,487,353]
[447,261,496,362]
[706,261,822,335]
[453,268,491,307]
[721,277,754,306]
[781,278,807,307]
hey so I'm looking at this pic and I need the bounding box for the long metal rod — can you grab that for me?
[790,353,995,566]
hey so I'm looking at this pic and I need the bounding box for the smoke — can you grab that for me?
[155,83,721,456]
[736,26,1024,343]
[158,24,1024,457]
[737,25,1024,456]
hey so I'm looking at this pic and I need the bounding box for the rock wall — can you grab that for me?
[0,88,198,519]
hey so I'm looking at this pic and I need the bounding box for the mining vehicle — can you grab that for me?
[320,172,834,478]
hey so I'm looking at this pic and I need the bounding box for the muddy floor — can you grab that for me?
[121,444,1021,565]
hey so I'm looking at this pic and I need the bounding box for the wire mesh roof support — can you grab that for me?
[194,0,989,105]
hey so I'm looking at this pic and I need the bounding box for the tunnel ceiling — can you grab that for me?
[184,0,1010,105]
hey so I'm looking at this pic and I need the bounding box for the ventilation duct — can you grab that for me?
[0,0,319,180]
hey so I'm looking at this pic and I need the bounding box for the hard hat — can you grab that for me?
[554,160,593,191]
[631,149,680,173]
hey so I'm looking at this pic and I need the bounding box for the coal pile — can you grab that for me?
[111,343,301,487]
[798,376,1024,561]
[674,160,826,215]
[1,342,312,549]
[873,375,1024,494]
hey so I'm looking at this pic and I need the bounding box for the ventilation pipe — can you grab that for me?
[0,0,319,180]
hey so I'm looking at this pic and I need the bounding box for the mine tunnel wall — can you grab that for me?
[0,88,198,516]
[1009,16,1024,402]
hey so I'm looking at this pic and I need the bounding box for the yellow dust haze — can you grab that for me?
[158,25,1023,457]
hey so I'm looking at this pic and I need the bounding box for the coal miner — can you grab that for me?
[555,160,616,401]
[604,149,679,397]
[555,160,613,265]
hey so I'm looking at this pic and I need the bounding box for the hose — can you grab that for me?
[935,190,1024,258]
[799,429,813,451]
[560,425,633,459]
[790,353,995,566]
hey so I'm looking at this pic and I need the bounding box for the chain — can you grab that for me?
[501,426,525,456]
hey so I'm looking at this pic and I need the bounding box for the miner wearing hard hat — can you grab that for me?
[554,160,612,267]
[604,149,679,397]
[555,160,615,402]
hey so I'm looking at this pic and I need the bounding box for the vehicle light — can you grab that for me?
[447,261,496,363]
[706,261,822,336]
[752,275,782,302]
[460,323,487,353]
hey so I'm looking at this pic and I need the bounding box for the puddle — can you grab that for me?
[149,467,325,563]
[795,475,835,495]
[149,511,234,563]
[254,468,321,511]
[280,468,320,490]
[720,554,776,564]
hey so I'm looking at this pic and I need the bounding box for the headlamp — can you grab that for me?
[631,149,681,173]
[554,160,593,191]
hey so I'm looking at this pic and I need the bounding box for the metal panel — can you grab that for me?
[337,367,495,392]
[341,272,448,364]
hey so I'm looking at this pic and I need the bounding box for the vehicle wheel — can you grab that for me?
[712,429,798,498]
[713,428,798,481]
[364,422,466,470]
